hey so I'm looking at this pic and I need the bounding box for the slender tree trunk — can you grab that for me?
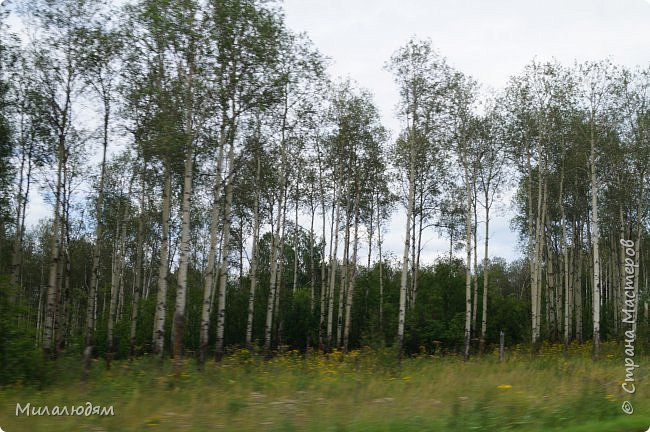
[537,178,548,342]
[398,144,416,358]
[246,156,262,349]
[618,207,627,337]
[198,127,227,368]
[568,244,574,342]
[265,94,290,355]
[56,203,68,358]
[378,203,384,333]
[114,178,132,325]
[293,182,300,292]
[343,184,360,352]
[309,197,316,312]
[57,242,70,357]
[318,202,329,351]
[11,137,34,289]
[107,168,132,367]
[264,198,280,355]
[632,178,644,335]
[152,166,171,358]
[37,283,45,346]
[367,191,374,270]
[82,127,107,374]
[526,148,539,353]
[471,192,479,336]
[337,205,350,348]
[575,223,583,343]
[326,200,340,352]
[559,169,570,350]
[317,141,329,351]
[106,211,122,369]
[172,143,194,372]
[590,129,601,360]
[274,184,289,348]
[409,198,417,309]
[215,140,235,362]
[172,60,195,372]
[547,242,557,341]
[43,139,65,360]
[479,203,490,354]
[413,207,423,308]
[238,220,244,288]
[462,160,473,362]
[130,166,146,360]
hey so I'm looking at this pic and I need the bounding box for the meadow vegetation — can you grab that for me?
[1,342,649,431]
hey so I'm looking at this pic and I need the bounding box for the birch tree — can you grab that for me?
[124,0,188,358]
[386,39,450,357]
[577,60,616,360]
[21,0,101,359]
[449,71,479,361]
[473,106,508,354]
[202,0,286,361]
[77,19,123,377]
[168,0,201,374]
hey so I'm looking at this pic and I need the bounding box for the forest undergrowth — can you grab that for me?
[1,342,649,431]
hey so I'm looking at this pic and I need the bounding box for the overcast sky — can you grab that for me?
[18,0,650,264]
[281,0,650,263]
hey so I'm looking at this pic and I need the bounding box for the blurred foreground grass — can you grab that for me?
[1,341,649,431]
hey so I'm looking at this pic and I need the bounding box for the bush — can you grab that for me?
[0,276,52,386]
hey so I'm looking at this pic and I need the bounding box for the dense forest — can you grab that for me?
[2,0,650,386]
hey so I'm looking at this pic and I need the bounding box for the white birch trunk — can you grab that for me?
[343,184,360,352]
[215,141,235,361]
[471,193,479,335]
[560,171,570,349]
[130,168,146,359]
[43,140,64,359]
[462,160,473,362]
[326,201,340,351]
[264,201,281,353]
[172,142,194,370]
[198,128,227,367]
[316,142,329,350]
[336,207,350,348]
[632,180,644,335]
[378,205,384,333]
[479,204,489,354]
[11,136,34,289]
[245,156,262,348]
[293,183,300,292]
[172,59,195,371]
[398,148,415,357]
[83,122,108,375]
[590,131,601,359]
[106,218,121,366]
[152,167,171,357]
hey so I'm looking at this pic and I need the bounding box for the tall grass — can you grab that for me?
[0,342,648,431]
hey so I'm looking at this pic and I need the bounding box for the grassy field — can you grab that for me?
[1,342,649,431]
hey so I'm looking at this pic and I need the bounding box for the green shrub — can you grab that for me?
[0,276,52,386]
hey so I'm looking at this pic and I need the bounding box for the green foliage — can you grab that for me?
[0,277,51,386]
[487,294,530,346]
[283,288,317,350]
[404,261,466,353]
